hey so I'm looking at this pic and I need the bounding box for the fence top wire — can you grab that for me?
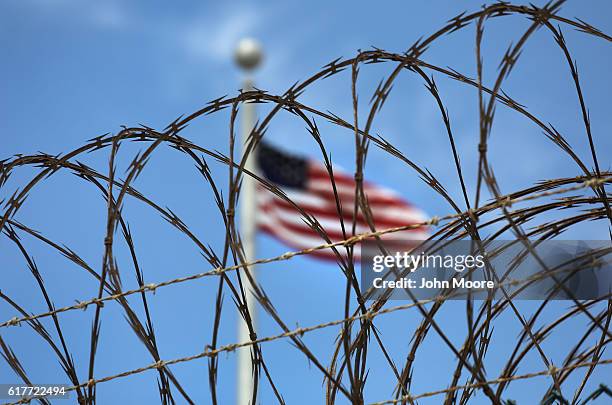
[366,360,612,405]
[2,250,611,404]
[5,355,611,404]
[1,175,609,330]
[2,1,612,404]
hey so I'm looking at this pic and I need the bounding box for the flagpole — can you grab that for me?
[235,38,263,405]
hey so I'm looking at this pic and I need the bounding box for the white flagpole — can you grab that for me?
[235,38,263,405]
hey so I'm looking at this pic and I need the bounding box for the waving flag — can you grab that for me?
[255,142,428,260]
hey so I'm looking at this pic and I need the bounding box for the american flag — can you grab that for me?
[255,142,429,260]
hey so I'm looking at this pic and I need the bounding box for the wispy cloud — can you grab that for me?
[17,0,128,30]
[182,7,260,63]
[90,2,127,29]
[175,4,310,94]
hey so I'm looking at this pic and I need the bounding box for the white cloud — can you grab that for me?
[90,2,126,29]
[182,7,260,63]
[19,0,128,30]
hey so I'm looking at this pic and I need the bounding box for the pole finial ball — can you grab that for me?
[235,38,263,71]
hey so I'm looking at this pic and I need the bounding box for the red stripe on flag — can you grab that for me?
[256,156,428,260]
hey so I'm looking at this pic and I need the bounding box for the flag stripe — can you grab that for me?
[259,189,425,229]
[258,215,350,259]
[256,143,428,260]
[259,201,429,242]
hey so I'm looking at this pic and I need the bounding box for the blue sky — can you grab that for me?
[1,1,611,404]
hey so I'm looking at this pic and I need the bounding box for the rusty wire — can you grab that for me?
[1,1,611,404]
